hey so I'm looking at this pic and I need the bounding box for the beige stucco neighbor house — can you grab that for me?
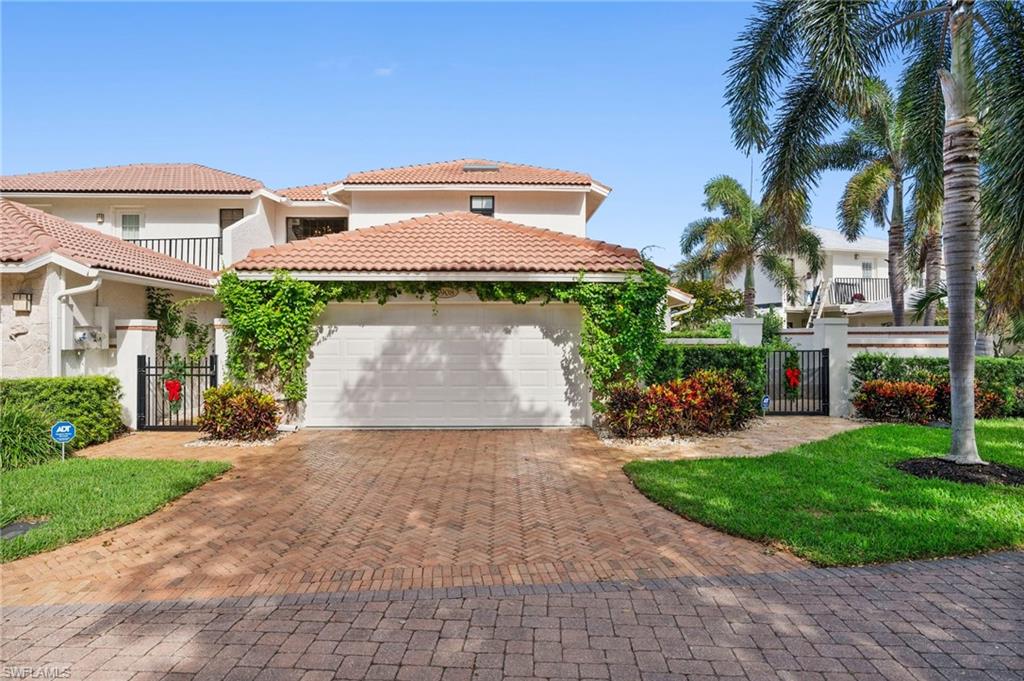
[1,159,690,428]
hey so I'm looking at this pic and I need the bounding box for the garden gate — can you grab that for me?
[137,355,218,430]
[764,349,829,415]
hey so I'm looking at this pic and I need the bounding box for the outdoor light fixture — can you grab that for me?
[12,292,32,313]
[96,213,105,224]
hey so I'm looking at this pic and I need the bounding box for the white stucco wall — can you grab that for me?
[10,195,256,240]
[347,189,588,235]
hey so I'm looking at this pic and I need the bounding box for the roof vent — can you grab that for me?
[462,162,500,172]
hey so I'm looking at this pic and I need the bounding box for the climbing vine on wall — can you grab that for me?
[145,288,212,363]
[215,263,669,402]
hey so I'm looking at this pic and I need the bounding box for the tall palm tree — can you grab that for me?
[678,175,822,318]
[816,78,911,325]
[725,0,1024,465]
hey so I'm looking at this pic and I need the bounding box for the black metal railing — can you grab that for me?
[765,349,829,415]
[125,236,222,271]
[828,277,891,304]
[137,355,218,430]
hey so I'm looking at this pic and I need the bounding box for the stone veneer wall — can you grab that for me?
[1,268,55,379]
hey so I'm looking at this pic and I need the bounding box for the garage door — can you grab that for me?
[305,302,589,427]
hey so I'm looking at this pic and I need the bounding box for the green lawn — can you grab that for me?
[624,420,1024,566]
[1,457,230,562]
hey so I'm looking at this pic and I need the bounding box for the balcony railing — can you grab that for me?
[125,236,222,271]
[826,277,891,305]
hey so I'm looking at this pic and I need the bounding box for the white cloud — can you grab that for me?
[372,66,395,77]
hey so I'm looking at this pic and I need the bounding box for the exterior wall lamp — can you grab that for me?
[96,213,105,224]
[13,292,32,313]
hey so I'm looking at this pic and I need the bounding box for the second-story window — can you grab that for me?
[220,208,244,229]
[118,212,142,239]
[286,217,349,242]
[862,261,874,278]
[470,195,494,217]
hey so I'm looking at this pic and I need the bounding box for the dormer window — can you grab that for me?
[470,195,494,217]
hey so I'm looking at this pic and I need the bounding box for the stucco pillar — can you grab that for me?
[115,319,157,429]
[813,317,850,417]
[730,316,764,347]
[214,318,230,384]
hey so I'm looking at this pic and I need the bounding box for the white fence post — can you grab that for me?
[115,319,157,429]
[813,318,850,417]
[213,318,230,384]
[730,317,764,347]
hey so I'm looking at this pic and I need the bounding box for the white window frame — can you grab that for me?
[113,207,146,239]
[861,260,874,278]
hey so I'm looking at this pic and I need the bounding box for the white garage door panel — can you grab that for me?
[305,302,588,427]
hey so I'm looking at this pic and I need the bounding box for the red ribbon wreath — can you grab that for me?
[164,378,182,403]
[785,367,801,388]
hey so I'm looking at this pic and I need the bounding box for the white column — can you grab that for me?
[213,318,230,384]
[115,319,157,429]
[813,318,850,417]
[730,316,764,347]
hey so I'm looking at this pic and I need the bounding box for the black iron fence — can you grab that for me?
[137,355,218,430]
[765,349,829,415]
[828,277,891,304]
[125,236,222,271]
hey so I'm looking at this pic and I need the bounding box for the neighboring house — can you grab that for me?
[0,199,216,394]
[1,159,686,428]
[728,228,928,328]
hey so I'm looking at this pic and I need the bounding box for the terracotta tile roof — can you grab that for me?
[234,211,641,275]
[343,159,602,187]
[0,199,215,287]
[274,180,341,201]
[0,163,263,194]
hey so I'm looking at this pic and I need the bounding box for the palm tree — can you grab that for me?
[816,78,911,325]
[726,0,1024,465]
[678,175,822,318]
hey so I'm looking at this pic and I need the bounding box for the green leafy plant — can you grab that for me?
[216,263,669,401]
[853,380,937,425]
[671,279,742,329]
[197,383,280,441]
[162,355,187,414]
[0,403,60,470]
[0,376,123,450]
[651,344,766,423]
[666,320,731,339]
[146,288,212,363]
[760,308,784,346]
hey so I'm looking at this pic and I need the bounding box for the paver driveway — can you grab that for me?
[3,428,805,607]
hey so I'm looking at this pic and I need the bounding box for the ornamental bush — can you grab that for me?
[650,344,766,423]
[0,376,123,450]
[852,380,937,424]
[602,370,744,439]
[931,382,1007,421]
[0,403,60,469]
[850,353,1024,417]
[197,383,280,441]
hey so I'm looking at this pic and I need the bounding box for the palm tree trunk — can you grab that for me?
[939,0,982,465]
[889,175,906,326]
[743,264,756,317]
[923,226,942,326]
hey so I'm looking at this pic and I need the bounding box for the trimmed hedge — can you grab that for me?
[651,344,767,422]
[0,376,124,451]
[850,353,1024,417]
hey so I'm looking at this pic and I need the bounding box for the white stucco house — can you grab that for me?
[729,228,931,328]
[1,159,689,428]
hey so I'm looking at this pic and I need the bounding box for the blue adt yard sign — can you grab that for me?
[51,421,76,460]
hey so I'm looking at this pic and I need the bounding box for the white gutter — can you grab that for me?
[56,275,102,303]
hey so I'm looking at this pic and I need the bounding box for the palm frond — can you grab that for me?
[978,0,1024,315]
[680,217,718,257]
[838,159,894,240]
[910,281,948,322]
[762,70,842,241]
[813,130,878,173]
[793,226,825,276]
[702,175,754,220]
[725,0,801,153]
[757,250,799,301]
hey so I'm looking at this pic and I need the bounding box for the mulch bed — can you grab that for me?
[896,457,1024,487]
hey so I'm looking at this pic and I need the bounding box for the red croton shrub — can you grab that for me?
[602,369,744,439]
[852,380,937,424]
[931,382,1007,421]
[197,382,280,441]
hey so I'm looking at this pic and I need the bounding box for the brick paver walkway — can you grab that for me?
[4,427,814,607]
[3,552,1021,681]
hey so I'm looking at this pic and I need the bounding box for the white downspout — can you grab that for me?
[55,275,102,377]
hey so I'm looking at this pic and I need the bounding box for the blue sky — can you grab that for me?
[1,2,874,268]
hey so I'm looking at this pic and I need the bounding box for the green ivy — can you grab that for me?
[216,263,668,402]
[145,288,212,363]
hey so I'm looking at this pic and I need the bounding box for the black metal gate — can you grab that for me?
[765,349,829,415]
[137,355,218,430]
